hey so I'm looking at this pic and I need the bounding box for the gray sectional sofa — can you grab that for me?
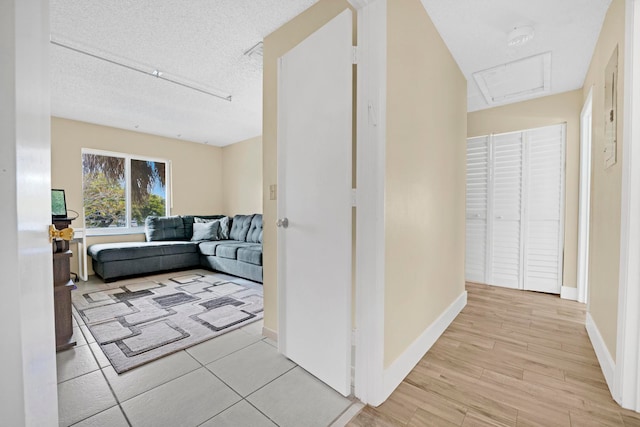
[87,214,263,283]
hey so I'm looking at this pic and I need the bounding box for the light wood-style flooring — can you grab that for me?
[348,282,640,426]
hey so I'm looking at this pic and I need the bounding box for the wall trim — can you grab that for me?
[560,286,578,301]
[262,326,278,342]
[586,312,616,393]
[375,291,467,406]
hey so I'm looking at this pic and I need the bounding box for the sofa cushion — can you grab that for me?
[216,242,255,260]
[191,221,220,241]
[145,216,187,241]
[88,241,198,263]
[229,215,254,241]
[183,215,225,239]
[246,214,263,243]
[197,240,244,256]
[194,216,229,240]
[237,245,262,265]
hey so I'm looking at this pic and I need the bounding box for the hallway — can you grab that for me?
[349,283,640,426]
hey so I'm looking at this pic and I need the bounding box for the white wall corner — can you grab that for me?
[586,312,616,394]
[560,286,578,301]
[375,291,467,405]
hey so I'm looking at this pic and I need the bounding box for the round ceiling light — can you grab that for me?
[507,26,535,47]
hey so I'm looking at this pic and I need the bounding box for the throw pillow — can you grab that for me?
[194,216,230,240]
[218,216,230,239]
[191,221,221,241]
[145,216,187,242]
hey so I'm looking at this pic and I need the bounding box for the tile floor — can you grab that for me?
[58,272,358,427]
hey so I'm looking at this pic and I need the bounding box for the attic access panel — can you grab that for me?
[473,52,552,106]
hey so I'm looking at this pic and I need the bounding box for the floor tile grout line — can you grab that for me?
[182,327,289,426]
[67,404,128,427]
[104,358,202,406]
[194,399,281,427]
[188,367,245,426]
[64,322,133,427]
[242,397,282,426]
[200,360,248,398]
[243,364,298,399]
[184,332,265,367]
[199,353,297,422]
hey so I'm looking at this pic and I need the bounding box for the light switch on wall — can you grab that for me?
[269,184,277,200]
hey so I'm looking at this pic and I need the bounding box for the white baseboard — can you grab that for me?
[262,326,278,342]
[561,286,578,301]
[586,312,615,392]
[378,291,467,404]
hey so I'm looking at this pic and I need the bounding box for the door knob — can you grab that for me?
[276,218,289,228]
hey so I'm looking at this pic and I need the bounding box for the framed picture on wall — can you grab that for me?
[604,45,618,169]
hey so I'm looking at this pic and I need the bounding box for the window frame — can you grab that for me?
[82,148,171,236]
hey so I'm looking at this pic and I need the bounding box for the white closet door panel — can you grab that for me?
[466,221,487,282]
[491,133,523,289]
[465,136,489,282]
[524,124,565,293]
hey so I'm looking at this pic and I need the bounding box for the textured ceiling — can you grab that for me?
[420,0,612,112]
[52,0,613,145]
[50,0,318,146]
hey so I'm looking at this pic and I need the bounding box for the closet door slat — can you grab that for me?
[490,132,523,289]
[523,124,565,294]
[465,136,489,283]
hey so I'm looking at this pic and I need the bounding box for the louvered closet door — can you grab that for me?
[490,132,524,289]
[523,124,565,293]
[465,136,489,283]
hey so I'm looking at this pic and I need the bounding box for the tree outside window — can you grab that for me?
[82,151,168,232]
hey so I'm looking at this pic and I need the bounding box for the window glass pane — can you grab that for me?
[130,159,167,227]
[82,153,126,228]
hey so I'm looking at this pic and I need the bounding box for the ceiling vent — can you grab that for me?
[473,52,551,106]
[244,41,263,58]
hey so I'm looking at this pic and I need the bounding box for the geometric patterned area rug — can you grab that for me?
[71,272,263,373]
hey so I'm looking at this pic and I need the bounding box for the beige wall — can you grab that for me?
[384,0,467,367]
[467,90,583,289]
[262,0,355,332]
[51,117,224,274]
[584,0,625,359]
[221,136,263,216]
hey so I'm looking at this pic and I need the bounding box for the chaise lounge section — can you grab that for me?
[87,214,263,283]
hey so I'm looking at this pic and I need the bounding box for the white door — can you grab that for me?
[465,136,489,283]
[523,124,565,294]
[1,0,58,422]
[490,132,524,289]
[277,10,353,396]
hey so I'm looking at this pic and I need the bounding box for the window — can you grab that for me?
[82,149,170,234]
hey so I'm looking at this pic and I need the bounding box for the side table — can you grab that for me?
[52,218,76,352]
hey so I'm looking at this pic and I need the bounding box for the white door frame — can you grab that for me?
[353,0,387,406]
[615,0,640,411]
[577,88,593,304]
